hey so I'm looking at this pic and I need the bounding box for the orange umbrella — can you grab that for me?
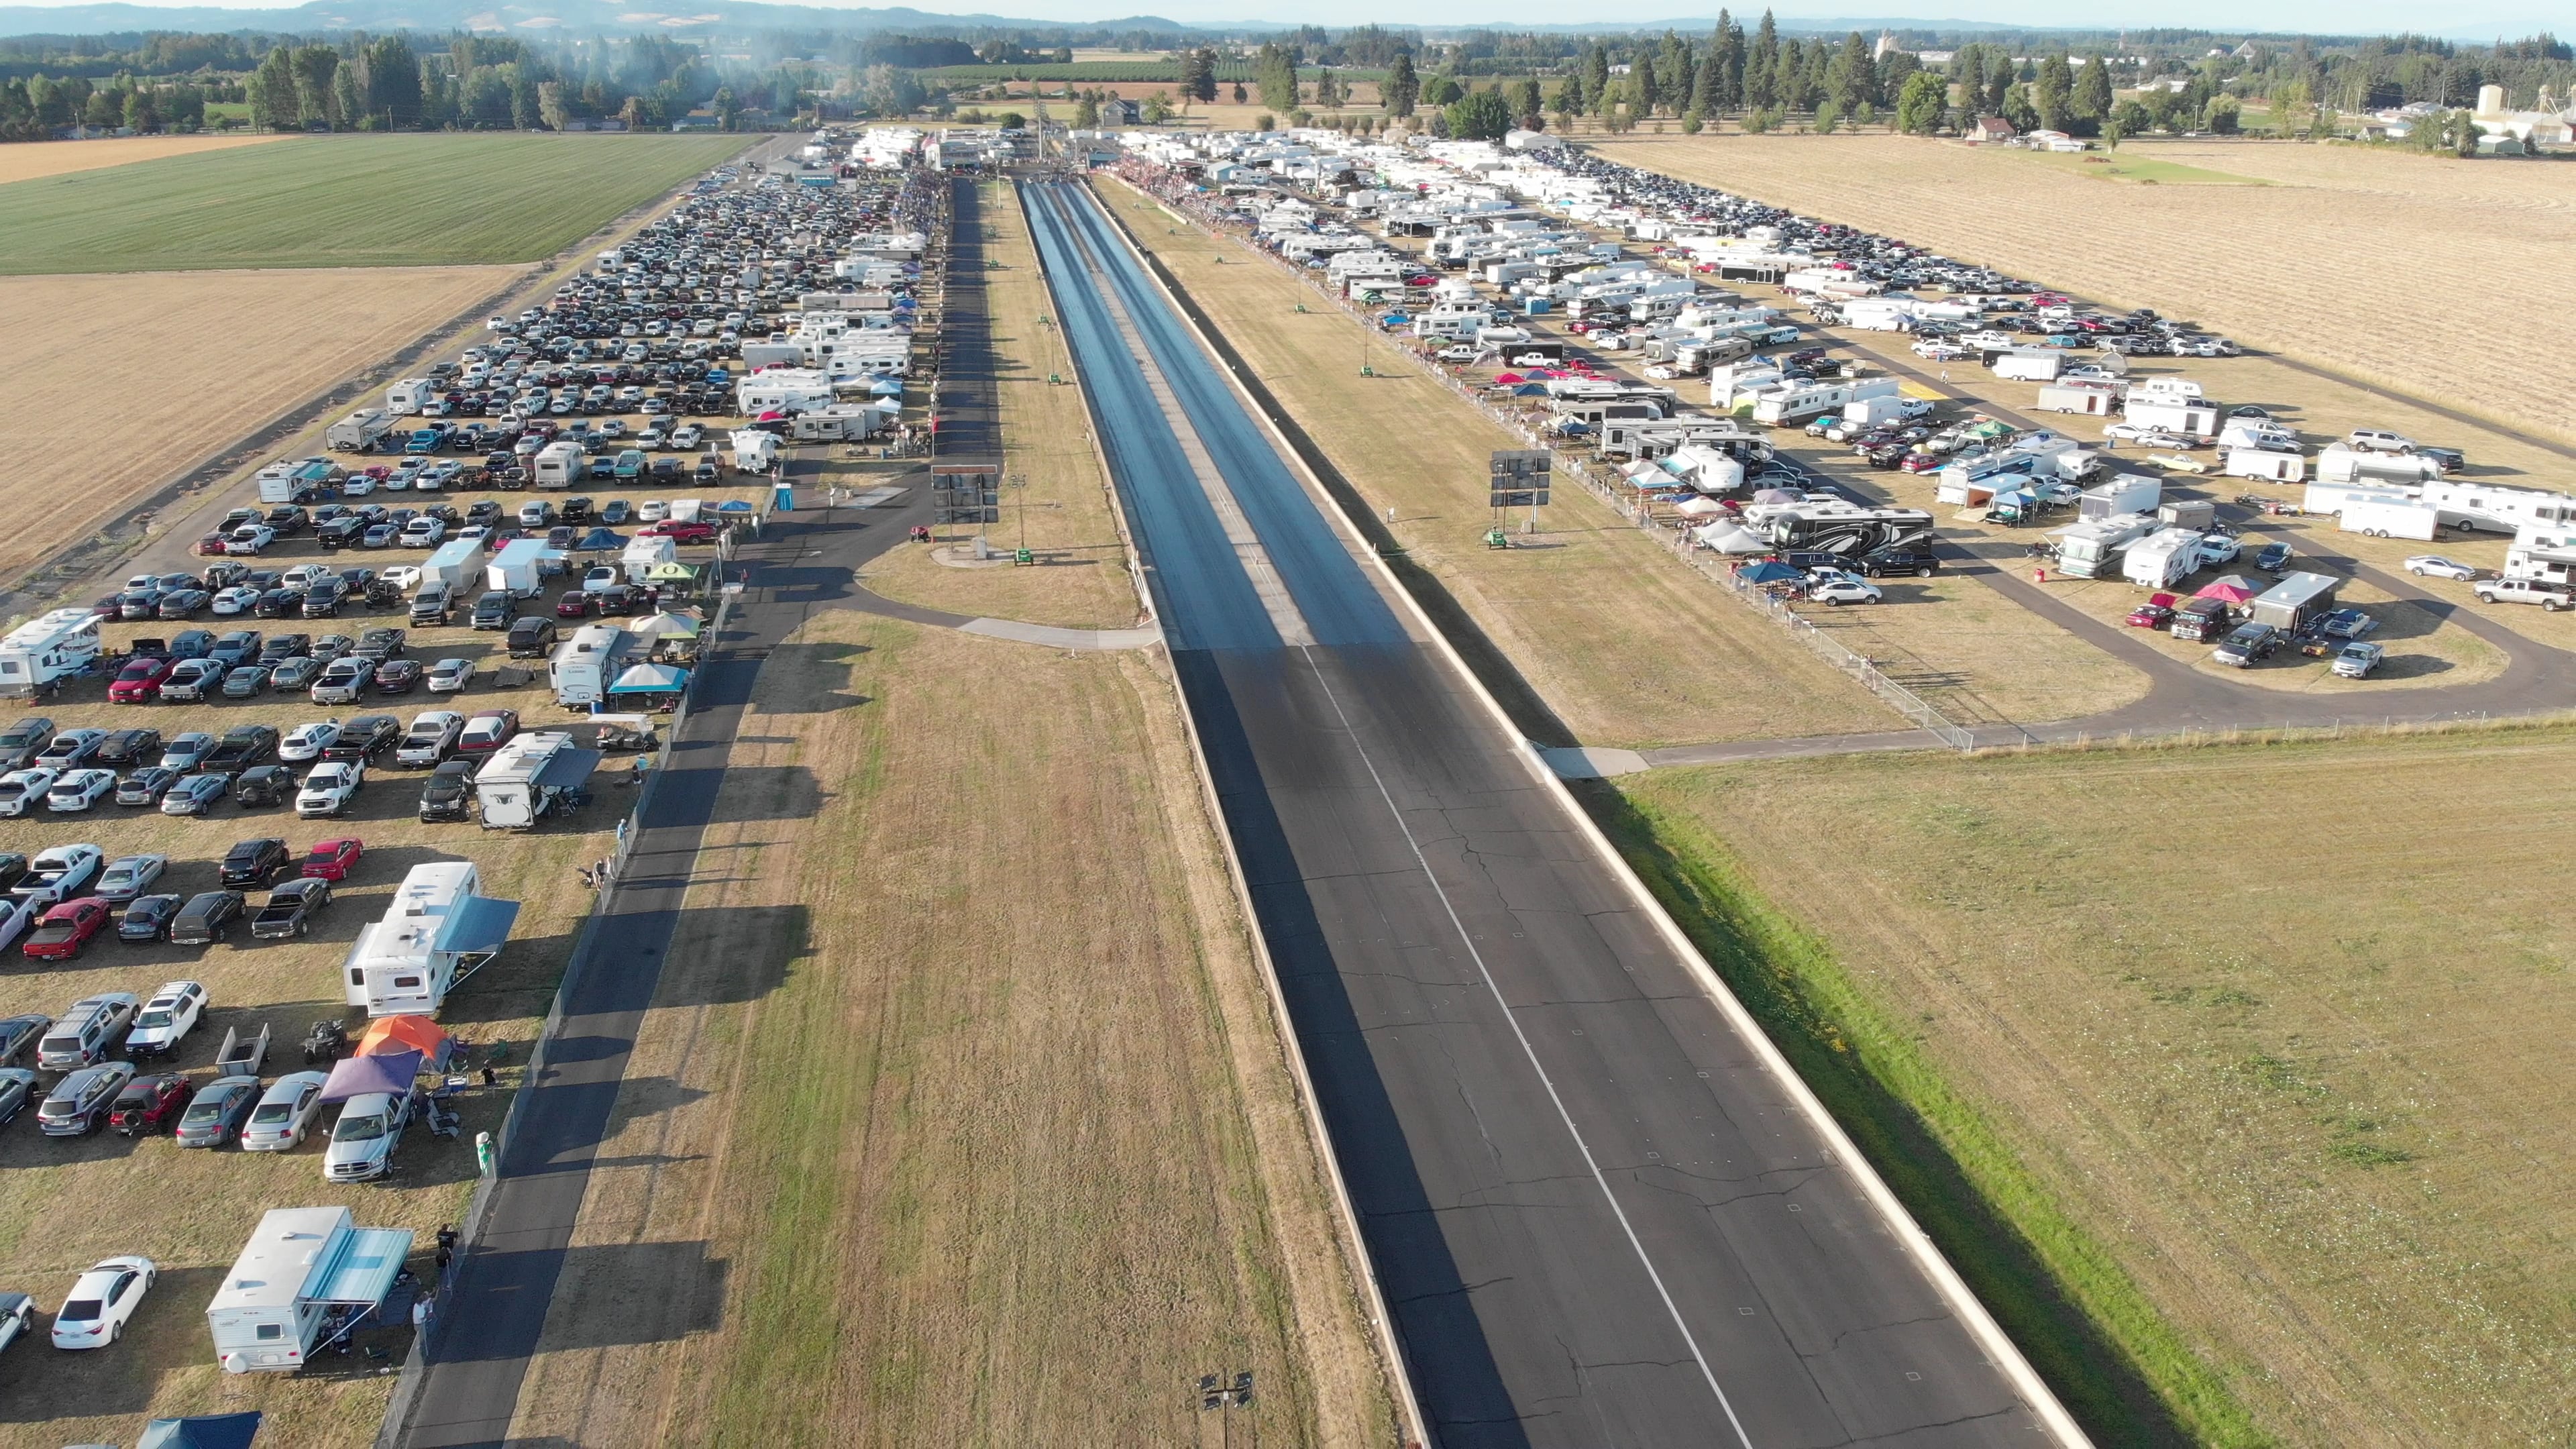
[358,1015,449,1061]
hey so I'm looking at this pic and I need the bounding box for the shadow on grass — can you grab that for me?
[1575,779,2240,1449]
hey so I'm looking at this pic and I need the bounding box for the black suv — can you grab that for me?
[218,838,292,889]
[419,758,476,822]
[472,590,517,629]
[507,616,559,658]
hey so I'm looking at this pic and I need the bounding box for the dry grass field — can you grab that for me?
[498,610,1393,1448]
[1091,176,1893,749]
[0,612,630,1449]
[857,180,1144,631]
[1589,133,2576,443]
[0,266,520,591]
[1613,727,2576,1447]
[0,135,284,185]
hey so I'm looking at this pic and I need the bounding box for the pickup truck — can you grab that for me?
[2473,578,2572,611]
[324,1088,416,1182]
[250,878,333,940]
[203,726,280,773]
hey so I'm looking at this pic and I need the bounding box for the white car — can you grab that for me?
[278,721,343,763]
[2196,535,2243,568]
[637,499,669,523]
[1805,572,1885,606]
[224,525,275,556]
[0,896,39,954]
[341,474,376,496]
[398,518,447,549]
[241,1071,331,1152]
[50,1256,156,1350]
[295,761,365,818]
[279,565,329,589]
[670,425,702,449]
[44,769,116,813]
[1912,339,1976,361]
[123,981,207,1060]
[95,854,168,904]
[0,1293,34,1353]
[381,566,423,592]
[1962,329,2016,350]
[396,712,466,768]
[0,768,58,818]
[211,586,261,615]
[425,658,476,694]
[2404,555,2477,581]
[2348,428,2416,453]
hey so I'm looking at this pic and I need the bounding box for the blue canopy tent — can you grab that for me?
[576,527,625,551]
[139,1413,262,1449]
[610,662,691,695]
[319,1050,422,1105]
[1734,559,1805,584]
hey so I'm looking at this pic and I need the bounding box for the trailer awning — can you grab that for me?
[529,748,602,791]
[303,1227,416,1307]
[448,897,521,957]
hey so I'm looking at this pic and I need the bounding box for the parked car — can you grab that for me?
[1805,572,1884,606]
[311,657,377,704]
[21,899,111,961]
[301,837,364,881]
[425,658,477,694]
[457,710,520,753]
[419,758,476,822]
[471,591,517,629]
[14,845,103,905]
[372,657,425,694]
[38,1065,134,1138]
[218,838,292,889]
[158,733,218,772]
[37,994,138,1071]
[106,1073,194,1137]
[324,715,402,763]
[2127,599,2176,629]
[241,1071,331,1152]
[2332,641,2385,678]
[0,1016,45,1067]
[107,657,174,704]
[95,729,163,767]
[49,1256,157,1348]
[2473,578,2573,611]
[278,721,343,763]
[169,890,246,947]
[93,855,167,904]
[251,877,333,939]
[2403,555,2477,581]
[44,770,115,814]
[160,773,230,816]
[205,724,280,772]
[506,616,559,658]
[0,718,52,771]
[396,712,465,767]
[2254,542,2294,573]
[2212,621,2284,667]
[0,1069,32,1130]
[117,894,182,943]
[324,1090,413,1181]
[174,1076,262,1148]
[231,764,297,810]
[123,981,207,1059]
[0,770,56,818]
[34,729,105,770]
[296,761,366,818]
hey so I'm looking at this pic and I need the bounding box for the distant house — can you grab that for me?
[670,112,719,131]
[1968,116,2015,144]
[1101,99,1142,125]
[2023,128,2088,152]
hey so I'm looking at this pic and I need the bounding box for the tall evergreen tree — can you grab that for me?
[1582,42,1611,111]
[2074,53,2114,123]
[1747,11,1780,110]
[1711,11,1746,112]
[1383,51,1417,117]
[2033,52,2074,130]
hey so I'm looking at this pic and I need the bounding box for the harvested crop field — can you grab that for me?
[0,134,284,185]
[1611,727,2576,1447]
[0,133,751,274]
[1588,133,2576,443]
[496,611,1393,1448]
[0,266,519,590]
[1092,176,1892,750]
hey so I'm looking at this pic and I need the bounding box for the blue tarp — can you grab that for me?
[138,1413,262,1449]
[447,896,521,957]
[576,528,625,550]
[304,1227,415,1307]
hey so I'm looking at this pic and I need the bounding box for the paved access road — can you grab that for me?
[1022,177,2068,1448]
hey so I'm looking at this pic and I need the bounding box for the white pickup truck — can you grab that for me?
[2473,578,2573,611]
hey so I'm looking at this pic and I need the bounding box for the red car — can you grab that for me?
[21,898,111,961]
[301,837,364,881]
[193,533,231,558]
[2127,595,2178,629]
[110,1074,195,1136]
[638,520,718,543]
[1898,452,1945,475]
[554,590,597,619]
[108,656,174,704]
[456,709,521,754]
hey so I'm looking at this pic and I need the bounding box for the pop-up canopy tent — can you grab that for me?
[138,1413,263,1449]
[2196,575,2259,604]
[576,527,625,551]
[357,1015,449,1064]
[629,610,701,641]
[610,662,690,695]
[1733,559,1806,584]
[319,1050,421,1105]
[1693,523,1771,555]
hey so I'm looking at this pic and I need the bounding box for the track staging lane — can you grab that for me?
[1022,176,2071,1449]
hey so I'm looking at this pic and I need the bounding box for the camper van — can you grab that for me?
[1752,376,1898,427]
[473,733,601,830]
[549,623,637,708]
[384,379,437,416]
[340,861,519,1016]
[207,1208,413,1373]
[2122,527,2209,588]
[2050,515,2161,579]
[0,608,103,698]
[731,429,783,474]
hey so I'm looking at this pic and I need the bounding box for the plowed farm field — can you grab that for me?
[0,133,284,185]
[0,266,517,588]
[1589,134,2576,444]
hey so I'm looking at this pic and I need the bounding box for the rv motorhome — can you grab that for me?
[339,862,519,1015]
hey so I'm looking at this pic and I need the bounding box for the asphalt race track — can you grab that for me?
[1022,177,2066,1449]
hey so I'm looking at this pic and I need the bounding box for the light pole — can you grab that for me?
[1196,1370,1254,1448]
[1008,472,1029,552]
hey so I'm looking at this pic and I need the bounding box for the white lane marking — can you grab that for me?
[1293,641,1759,1449]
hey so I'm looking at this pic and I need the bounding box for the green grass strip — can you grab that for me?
[0,132,752,274]
[1587,779,2275,1448]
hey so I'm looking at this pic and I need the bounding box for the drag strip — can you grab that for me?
[1023,176,2073,1448]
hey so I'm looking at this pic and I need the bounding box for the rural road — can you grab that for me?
[1024,176,2068,1447]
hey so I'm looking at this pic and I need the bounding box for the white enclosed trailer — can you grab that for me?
[2223,449,2306,483]
[420,538,485,592]
[2338,496,2441,540]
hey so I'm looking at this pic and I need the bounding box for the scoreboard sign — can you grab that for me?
[930,463,1000,525]
[1488,449,1553,510]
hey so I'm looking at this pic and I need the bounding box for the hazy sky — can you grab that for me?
[24,0,2555,36]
